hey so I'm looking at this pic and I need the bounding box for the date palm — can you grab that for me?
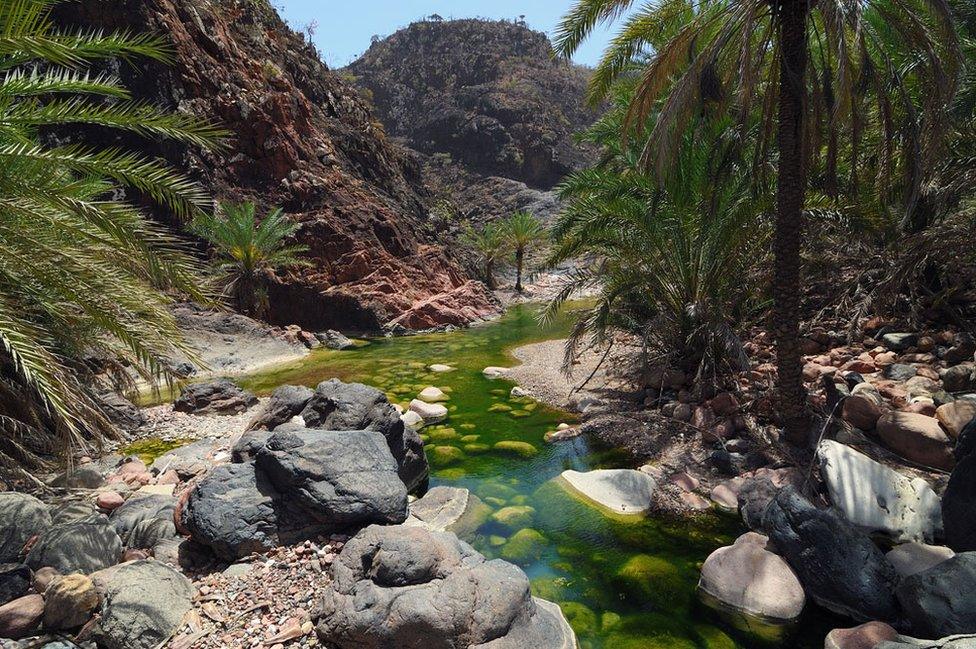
[461,222,510,290]
[555,0,960,444]
[0,0,222,472]
[191,202,308,318]
[501,210,546,293]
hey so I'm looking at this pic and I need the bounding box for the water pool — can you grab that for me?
[231,303,838,649]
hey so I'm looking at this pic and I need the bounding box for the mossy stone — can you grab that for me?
[429,445,465,467]
[530,576,568,601]
[489,535,507,547]
[613,554,689,610]
[488,403,512,412]
[500,528,547,565]
[459,434,480,443]
[427,427,458,441]
[463,443,490,454]
[493,441,538,458]
[559,602,598,636]
[491,505,536,529]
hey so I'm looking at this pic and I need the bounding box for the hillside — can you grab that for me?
[55,0,498,332]
[347,18,598,189]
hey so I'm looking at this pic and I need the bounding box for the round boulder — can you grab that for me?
[43,573,99,630]
[0,493,51,563]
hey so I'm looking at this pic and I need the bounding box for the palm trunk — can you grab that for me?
[773,0,809,445]
[515,248,524,293]
[485,260,496,290]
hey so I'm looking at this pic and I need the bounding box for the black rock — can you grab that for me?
[943,453,976,552]
[843,372,866,390]
[956,418,976,462]
[761,488,900,622]
[0,563,30,606]
[301,379,428,491]
[0,493,51,563]
[109,494,176,544]
[943,333,976,366]
[98,391,146,430]
[942,364,976,393]
[884,364,917,382]
[26,516,122,574]
[896,552,976,637]
[172,378,257,415]
[48,468,104,490]
[245,384,314,431]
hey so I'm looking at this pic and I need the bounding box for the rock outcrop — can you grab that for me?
[57,0,499,332]
[314,524,577,648]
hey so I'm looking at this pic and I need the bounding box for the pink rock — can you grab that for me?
[691,406,715,430]
[841,395,883,431]
[710,392,740,417]
[710,482,742,511]
[876,411,954,470]
[679,492,711,511]
[841,359,877,374]
[96,491,124,511]
[936,400,976,439]
[117,458,147,475]
[157,470,180,485]
[703,419,734,443]
[824,622,898,649]
[670,472,700,492]
[874,351,898,366]
[122,549,149,562]
[0,594,44,639]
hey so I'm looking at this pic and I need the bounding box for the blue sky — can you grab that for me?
[274,1,621,68]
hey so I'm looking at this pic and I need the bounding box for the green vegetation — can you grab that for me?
[555,0,967,441]
[461,221,510,289]
[500,210,546,293]
[0,0,221,471]
[191,201,308,318]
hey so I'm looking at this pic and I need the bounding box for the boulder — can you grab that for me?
[110,493,176,544]
[91,560,194,649]
[301,379,428,491]
[149,438,222,479]
[886,543,955,578]
[96,491,124,511]
[881,333,918,352]
[405,486,491,539]
[560,469,656,515]
[230,430,273,462]
[944,333,976,365]
[49,467,103,489]
[179,462,282,560]
[418,386,448,402]
[736,467,803,531]
[936,401,976,439]
[42,573,99,630]
[884,364,917,382]
[50,501,98,526]
[698,533,805,629]
[26,517,122,574]
[0,564,30,606]
[896,552,976,637]
[172,378,257,415]
[256,429,408,528]
[127,518,178,550]
[824,622,899,649]
[246,384,314,431]
[317,330,355,350]
[315,524,577,649]
[483,366,508,379]
[409,399,448,423]
[817,440,942,542]
[942,364,976,393]
[943,454,976,551]
[876,411,954,470]
[98,391,146,430]
[761,488,899,621]
[0,493,51,563]
[400,410,424,429]
[875,634,976,649]
[0,594,43,639]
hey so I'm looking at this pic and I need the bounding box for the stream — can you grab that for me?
[215,303,836,648]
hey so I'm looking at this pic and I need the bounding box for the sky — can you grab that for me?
[274,1,622,68]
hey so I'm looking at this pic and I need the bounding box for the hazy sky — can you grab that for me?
[274,1,622,68]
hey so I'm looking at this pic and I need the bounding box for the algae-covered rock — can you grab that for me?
[501,528,547,564]
[463,443,490,454]
[492,505,536,530]
[614,554,689,610]
[428,445,465,467]
[559,601,598,636]
[494,441,539,458]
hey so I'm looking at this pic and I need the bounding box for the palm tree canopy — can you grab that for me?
[0,0,222,469]
[501,210,546,250]
[192,201,308,276]
[461,222,511,265]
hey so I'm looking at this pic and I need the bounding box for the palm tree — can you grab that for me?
[191,202,308,318]
[0,0,222,472]
[501,210,546,293]
[555,0,960,444]
[461,222,510,289]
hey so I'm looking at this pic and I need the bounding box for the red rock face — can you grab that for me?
[57,0,499,331]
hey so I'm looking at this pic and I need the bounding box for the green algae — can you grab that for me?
[120,437,193,465]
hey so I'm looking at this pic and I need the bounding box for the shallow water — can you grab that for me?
[233,303,838,649]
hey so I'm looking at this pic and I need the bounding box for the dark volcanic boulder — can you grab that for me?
[315,524,576,649]
[761,488,900,621]
[896,552,976,637]
[301,379,428,491]
[943,454,976,552]
[179,462,282,560]
[91,560,194,649]
[98,391,146,430]
[173,378,257,415]
[110,494,176,544]
[0,564,30,606]
[246,384,314,431]
[0,493,51,563]
[231,430,273,462]
[26,517,122,574]
[256,429,408,528]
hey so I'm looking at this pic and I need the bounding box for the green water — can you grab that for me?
[231,303,836,649]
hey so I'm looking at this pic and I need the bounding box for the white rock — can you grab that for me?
[418,386,448,402]
[404,486,490,538]
[428,364,454,373]
[409,399,447,423]
[482,366,508,379]
[400,410,424,429]
[699,533,805,624]
[392,404,404,414]
[885,542,955,577]
[556,423,571,431]
[817,439,942,543]
[560,469,656,515]
[136,483,175,497]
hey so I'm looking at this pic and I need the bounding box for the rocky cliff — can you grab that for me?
[347,18,598,190]
[58,0,498,332]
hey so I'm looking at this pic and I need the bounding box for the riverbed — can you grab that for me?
[215,303,836,648]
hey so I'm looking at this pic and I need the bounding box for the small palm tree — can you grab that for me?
[501,211,546,293]
[192,202,308,318]
[461,222,510,289]
[0,0,223,471]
